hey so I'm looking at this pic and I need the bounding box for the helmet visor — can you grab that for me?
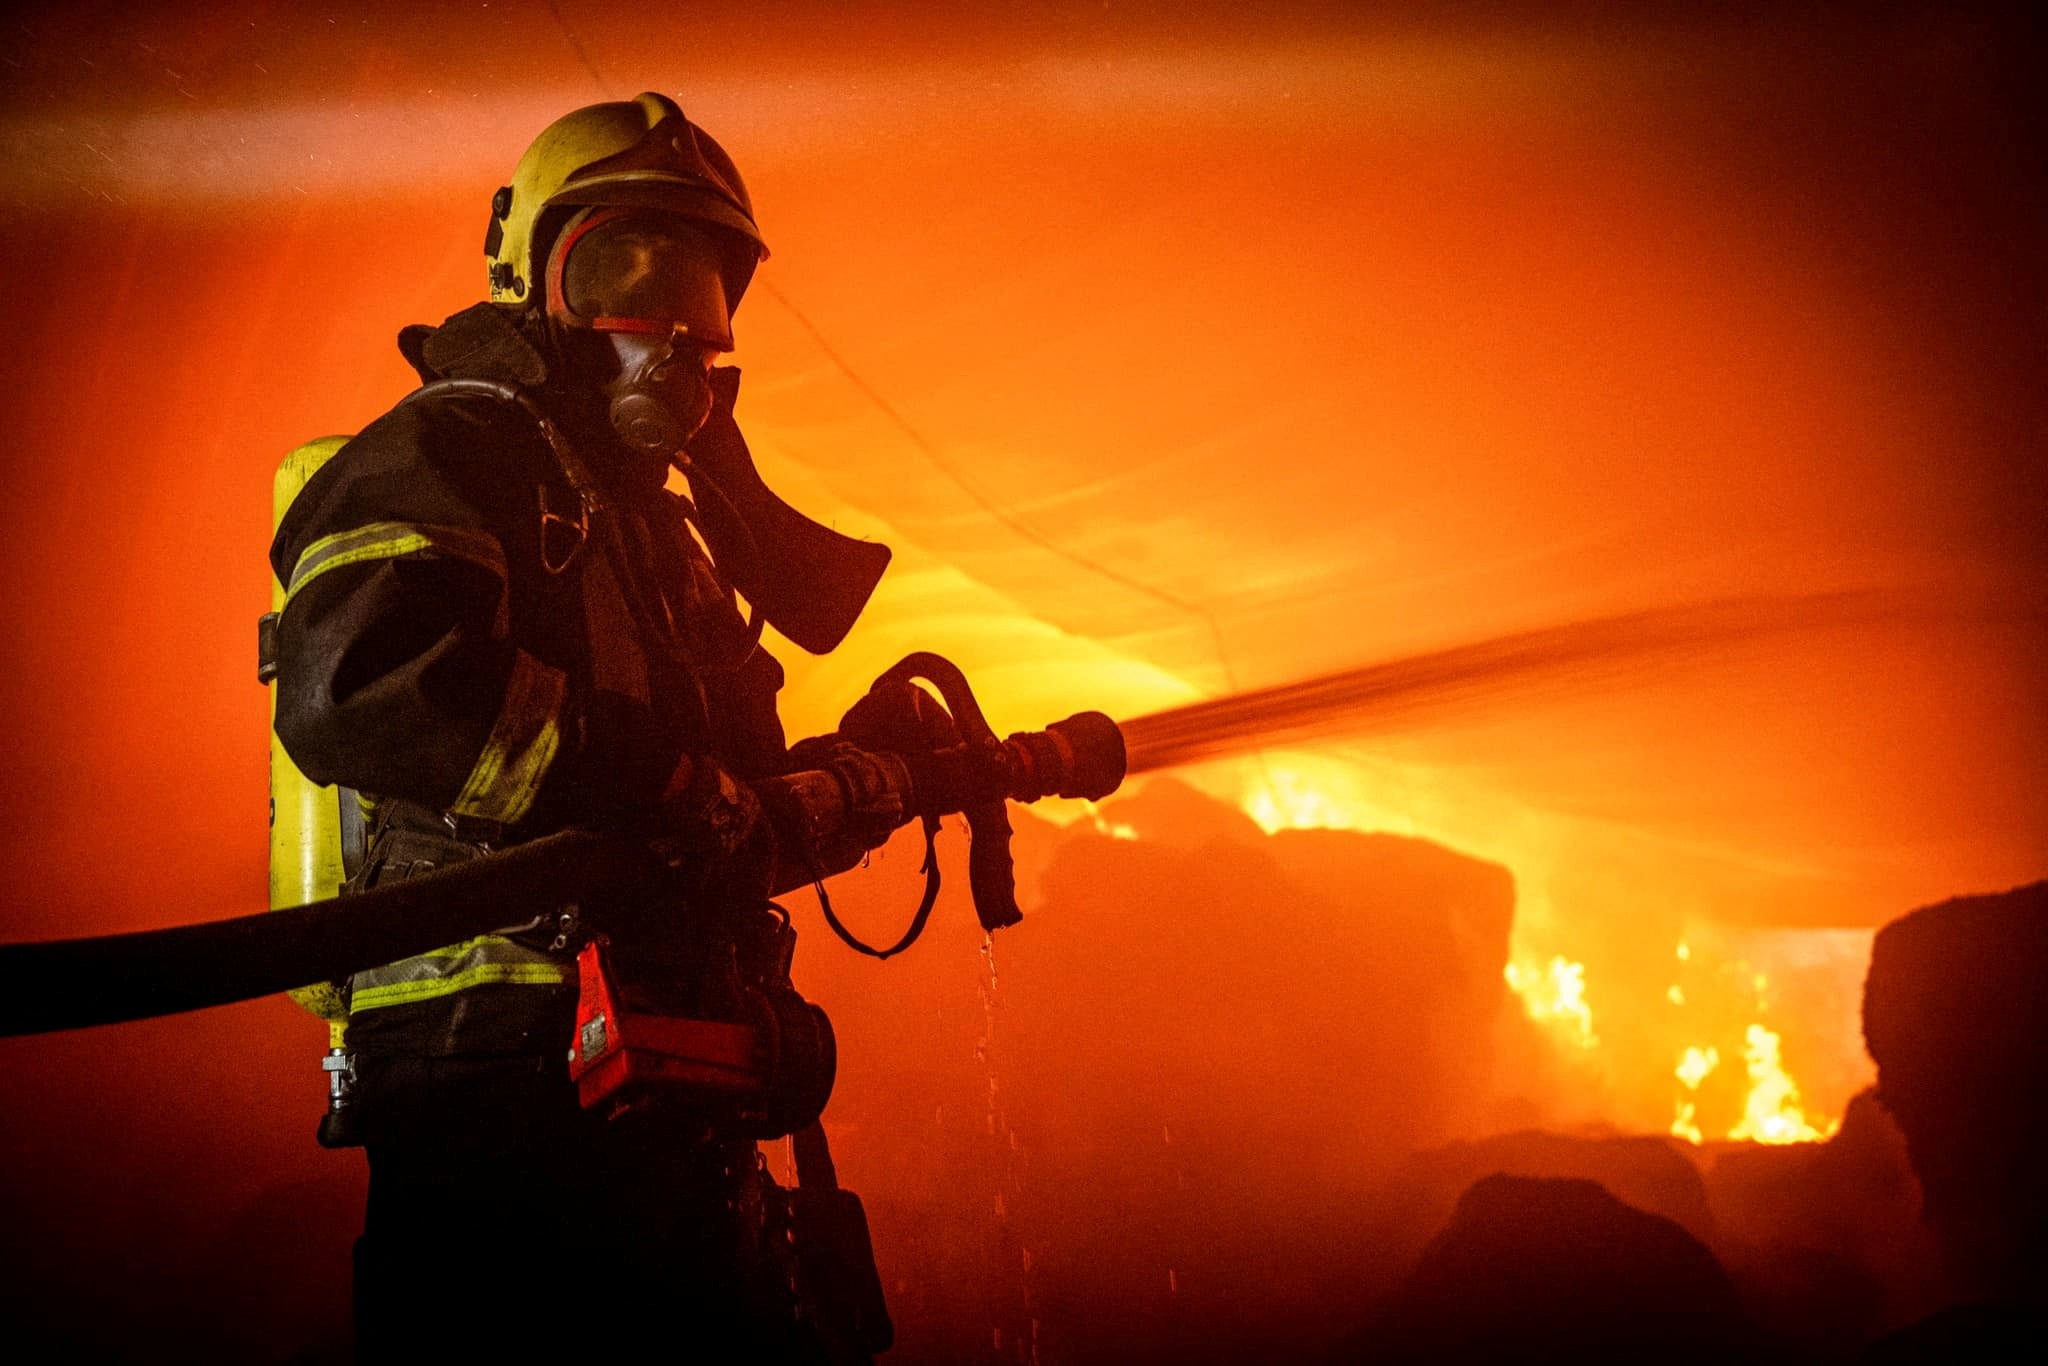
[559,211,734,349]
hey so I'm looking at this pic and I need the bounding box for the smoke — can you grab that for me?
[0,2,2042,1359]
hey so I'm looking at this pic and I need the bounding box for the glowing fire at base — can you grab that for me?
[1500,941,1843,1148]
[1505,956,1598,1050]
[1228,767,1850,1147]
[1727,1024,1837,1145]
[1658,933,1844,1145]
[1670,1045,1720,1145]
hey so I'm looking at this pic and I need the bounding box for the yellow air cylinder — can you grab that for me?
[266,436,354,1039]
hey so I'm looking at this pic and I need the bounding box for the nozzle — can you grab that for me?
[999,712,1127,804]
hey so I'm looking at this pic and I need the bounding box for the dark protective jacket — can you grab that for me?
[270,305,788,1059]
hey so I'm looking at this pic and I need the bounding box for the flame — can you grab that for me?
[1675,1044,1720,1090]
[1669,1044,1720,1145]
[1084,803,1138,841]
[1671,1102,1705,1146]
[1237,758,1418,836]
[1225,768,1857,1146]
[1243,765,1362,832]
[1728,1023,1837,1145]
[1504,955,1598,1049]
[1666,941,1840,1146]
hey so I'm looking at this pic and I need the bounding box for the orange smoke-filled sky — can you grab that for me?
[1,0,2040,946]
[0,0,2041,1351]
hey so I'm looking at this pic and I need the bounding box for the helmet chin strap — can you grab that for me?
[601,332,713,458]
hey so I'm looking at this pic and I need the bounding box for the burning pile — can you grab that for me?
[1501,938,1851,1147]
[801,758,1999,1360]
[1238,759,1863,1149]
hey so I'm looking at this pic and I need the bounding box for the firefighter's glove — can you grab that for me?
[835,678,961,755]
[824,677,990,819]
[651,754,775,906]
[781,737,914,856]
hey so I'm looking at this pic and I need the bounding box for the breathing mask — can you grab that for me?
[546,206,736,456]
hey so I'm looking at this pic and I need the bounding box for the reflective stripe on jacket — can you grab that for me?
[269,308,788,1056]
[349,935,568,1013]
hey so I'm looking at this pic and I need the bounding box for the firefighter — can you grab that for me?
[270,93,899,1360]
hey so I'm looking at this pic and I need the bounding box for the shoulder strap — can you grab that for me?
[401,378,604,573]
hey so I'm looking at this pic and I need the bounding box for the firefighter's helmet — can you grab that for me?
[484,92,766,314]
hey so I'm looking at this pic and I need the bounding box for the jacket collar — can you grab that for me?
[398,303,549,388]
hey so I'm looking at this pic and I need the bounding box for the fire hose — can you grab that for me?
[0,656,1124,1038]
[7,587,1983,1039]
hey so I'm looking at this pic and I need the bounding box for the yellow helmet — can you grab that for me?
[484,92,766,311]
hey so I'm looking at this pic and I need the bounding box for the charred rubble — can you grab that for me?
[1857,879,2048,1358]
[1359,1172,1750,1364]
[812,782,2045,1364]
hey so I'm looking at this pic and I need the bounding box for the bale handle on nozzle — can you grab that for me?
[819,652,1126,950]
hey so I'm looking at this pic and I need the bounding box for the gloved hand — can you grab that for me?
[781,735,913,859]
[798,678,1000,825]
[647,752,777,908]
[835,677,960,755]
[765,730,997,898]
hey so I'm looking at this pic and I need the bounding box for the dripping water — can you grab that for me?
[977,928,1040,1364]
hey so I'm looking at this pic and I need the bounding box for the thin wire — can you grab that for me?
[547,0,608,92]
[757,278,1246,692]
[541,0,1265,780]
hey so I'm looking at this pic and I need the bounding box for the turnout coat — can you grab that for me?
[270,303,788,1061]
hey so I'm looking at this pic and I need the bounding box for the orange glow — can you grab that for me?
[0,4,2039,1355]
[1505,955,1599,1051]
[1245,770,1361,834]
[1086,805,1139,842]
[1670,1045,1719,1145]
[1728,1024,1836,1146]
[1234,768,1866,1143]
[1238,757,1415,837]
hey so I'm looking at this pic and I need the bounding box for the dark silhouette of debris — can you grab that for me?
[819,778,1515,1362]
[1857,1302,2048,1364]
[1862,880,2048,1306]
[1393,1129,1717,1248]
[1704,1089,1936,1351]
[1359,1173,1751,1364]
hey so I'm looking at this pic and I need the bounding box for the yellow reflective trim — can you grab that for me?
[286,521,507,607]
[449,650,566,826]
[287,980,349,1024]
[348,959,569,1013]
